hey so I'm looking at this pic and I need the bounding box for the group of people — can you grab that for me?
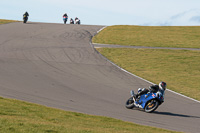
[63,13,81,24]
[23,12,81,24]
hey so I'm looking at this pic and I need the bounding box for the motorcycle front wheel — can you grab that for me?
[144,99,159,113]
[125,97,135,109]
[23,19,27,23]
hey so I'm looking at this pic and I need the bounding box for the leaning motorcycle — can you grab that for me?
[125,89,165,113]
[23,15,28,23]
[75,19,80,24]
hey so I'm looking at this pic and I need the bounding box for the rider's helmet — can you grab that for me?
[159,81,167,91]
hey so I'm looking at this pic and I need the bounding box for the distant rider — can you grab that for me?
[75,17,80,24]
[23,11,29,23]
[70,18,74,24]
[135,81,167,100]
[63,13,68,24]
[23,11,29,17]
[63,13,68,18]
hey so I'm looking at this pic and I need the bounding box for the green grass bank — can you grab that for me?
[0,19,18,24]
[93,25,200,101]
[97,48,200,101]
[93,25,200,48]
[0,97,180,133]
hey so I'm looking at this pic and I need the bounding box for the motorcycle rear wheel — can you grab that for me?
[125,97,135,109]
[23,19,27,23]
[144,99,159,113]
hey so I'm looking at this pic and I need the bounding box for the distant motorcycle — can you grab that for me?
[125,89,165,113]
[63,16,68,24]
[75,19,80,24]
[70,19,74,24]
[23,15,28,23]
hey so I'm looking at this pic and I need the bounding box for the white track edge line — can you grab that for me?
[92,26,200,104]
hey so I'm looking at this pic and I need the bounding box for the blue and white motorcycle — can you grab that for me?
[63,16,68,24]
[125,89,165,113]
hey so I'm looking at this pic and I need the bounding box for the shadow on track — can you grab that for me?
[23,23,37,24]
[153,111,200,119]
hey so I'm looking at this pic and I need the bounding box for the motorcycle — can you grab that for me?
[70,19,74,24]
[63,16,68,24]
[75,19,80,24]
[23,15,28,23]
[125,89,165,113]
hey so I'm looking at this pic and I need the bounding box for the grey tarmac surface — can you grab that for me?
[0,22,200,133]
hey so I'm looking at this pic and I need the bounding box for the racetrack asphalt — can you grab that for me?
[0,22,200,133]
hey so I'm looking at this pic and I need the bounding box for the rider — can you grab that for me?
[23,11,29,23]
[23,11,29,18]
[75,17,80,24]
[70,18,74,24]
[63,13,68,19]
[63,13,68,17]
[63,13,68,24]
[63,13,68,18]
[135,81,167,100]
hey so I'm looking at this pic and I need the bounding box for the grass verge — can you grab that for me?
[93,25,200,48]
[96,48,200,101]
[93,25,200,101]
[0,19,18,24]
[0,97,180,133]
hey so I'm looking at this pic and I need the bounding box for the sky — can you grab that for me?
[1,0,200,26]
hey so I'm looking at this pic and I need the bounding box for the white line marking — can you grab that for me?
[97,26,107,33]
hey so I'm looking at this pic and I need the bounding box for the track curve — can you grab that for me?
[0,22,199,133]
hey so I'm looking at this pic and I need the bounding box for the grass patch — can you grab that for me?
[97,48,200,101]
[0,97,180,133]
[0,19,18,24]
[94,25,200,101]
[93,25,200,48]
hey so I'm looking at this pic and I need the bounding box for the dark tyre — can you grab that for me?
[125,97,135,109]
[144,99,159,113]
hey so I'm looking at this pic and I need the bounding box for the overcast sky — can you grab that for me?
[1,0,200,26]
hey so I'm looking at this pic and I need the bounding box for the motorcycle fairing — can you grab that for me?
[136,93,157,108]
